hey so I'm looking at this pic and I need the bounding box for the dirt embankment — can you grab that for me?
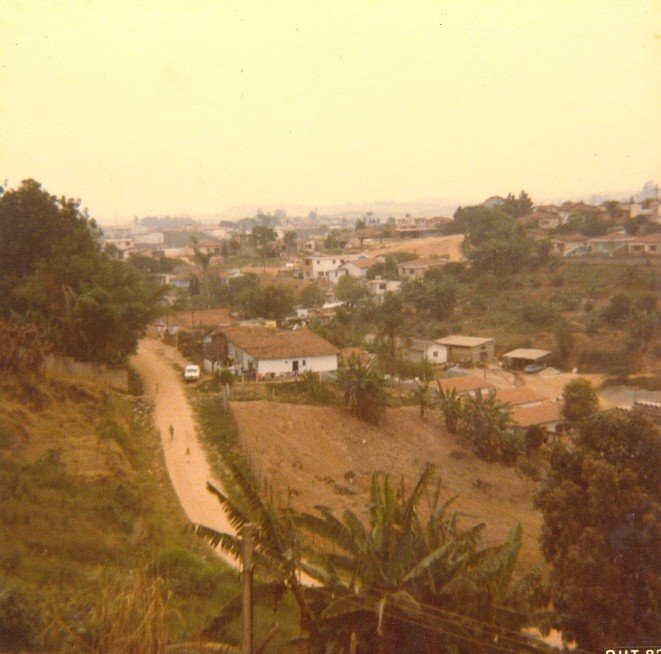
[230,400,542,569]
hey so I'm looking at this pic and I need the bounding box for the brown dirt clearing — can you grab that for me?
[231,401,543,569]
[367,234,466,261]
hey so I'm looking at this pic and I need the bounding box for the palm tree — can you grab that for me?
[436,384,462,433]
[191,453,327,651]
[337,358,387,423]
[460,391,519,463]
[376,293,404,375]
[191,236,213,300]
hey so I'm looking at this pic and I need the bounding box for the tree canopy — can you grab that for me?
[0,179,160,365]
[535,410,660,650]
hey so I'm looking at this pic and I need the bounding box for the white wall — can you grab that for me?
[257,354,337,377]
[227,343,256,370]
[425,343,447,363]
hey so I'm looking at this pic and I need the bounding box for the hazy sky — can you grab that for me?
[1,1,659,222]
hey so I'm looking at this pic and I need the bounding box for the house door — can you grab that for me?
[292,360,299,373]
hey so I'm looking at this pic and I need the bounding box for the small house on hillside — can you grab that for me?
[494,387,547,408]
[366,278,402,302]
[331,257,381,283]
[510,402,565,435]
[404,339,448,364]
[220,326,338,379]
[435,335,495,365]
[398,258,447,280]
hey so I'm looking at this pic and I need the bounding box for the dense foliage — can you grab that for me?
[535,410,660,650]
[0,180,160,365]
[337,357,387,423]
[196,454,548,654]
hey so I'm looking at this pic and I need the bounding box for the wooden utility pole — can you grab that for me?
[241,523,256,654]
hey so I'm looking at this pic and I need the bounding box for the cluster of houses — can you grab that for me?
[437,375,565,436]
[188,322,564,436]
[548,231,660,257]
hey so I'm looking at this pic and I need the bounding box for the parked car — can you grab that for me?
[523,363,545,374]
[183,364,201,381]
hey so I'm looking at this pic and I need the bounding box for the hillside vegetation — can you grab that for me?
[0,372,238,651]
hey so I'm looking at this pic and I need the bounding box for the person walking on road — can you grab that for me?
[169,424,174,441]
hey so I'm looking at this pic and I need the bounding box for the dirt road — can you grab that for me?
[131,338,236,562]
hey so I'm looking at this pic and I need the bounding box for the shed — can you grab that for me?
[404,339,448,364]
[435,335,495,365]
[502,348,551,370]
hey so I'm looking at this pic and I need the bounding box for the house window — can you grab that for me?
[302,359,306,365]
[433,351,438,357]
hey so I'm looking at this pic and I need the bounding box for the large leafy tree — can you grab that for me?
[239,284,295,326]
[535,410,660,650]
[561,378,599,426]
[0,180,160,364]
[405,275,458,321]
[299,282,327,308]
[335,274,368,307]
[452,205,539,275]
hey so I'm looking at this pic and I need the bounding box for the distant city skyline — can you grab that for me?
[2,1,659,224]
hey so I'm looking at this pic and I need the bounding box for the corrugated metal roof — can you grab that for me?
[435,335,494,348]
[503,348,551,360]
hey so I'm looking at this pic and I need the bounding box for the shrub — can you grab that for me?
[0,577,39,651]
[518,301,559,328]
[126,366,144,396]
[338,359,387,423]
[524,425,547,454]
[516,457,541,482]
[602,293,633,325]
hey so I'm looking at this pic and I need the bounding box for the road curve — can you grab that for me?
[131,337,237,564]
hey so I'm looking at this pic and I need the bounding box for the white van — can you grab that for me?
[183,364,201,382]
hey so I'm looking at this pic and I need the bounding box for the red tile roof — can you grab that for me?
[510,402,563,427]
[437,375,495,395]
[495,387,547,406]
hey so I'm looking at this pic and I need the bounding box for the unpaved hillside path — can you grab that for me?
[131,338,236,563]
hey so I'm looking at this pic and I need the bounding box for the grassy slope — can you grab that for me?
[0,372,240,650]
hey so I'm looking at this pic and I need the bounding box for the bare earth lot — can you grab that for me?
[231,401,543,569]
[368,233,466,261]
